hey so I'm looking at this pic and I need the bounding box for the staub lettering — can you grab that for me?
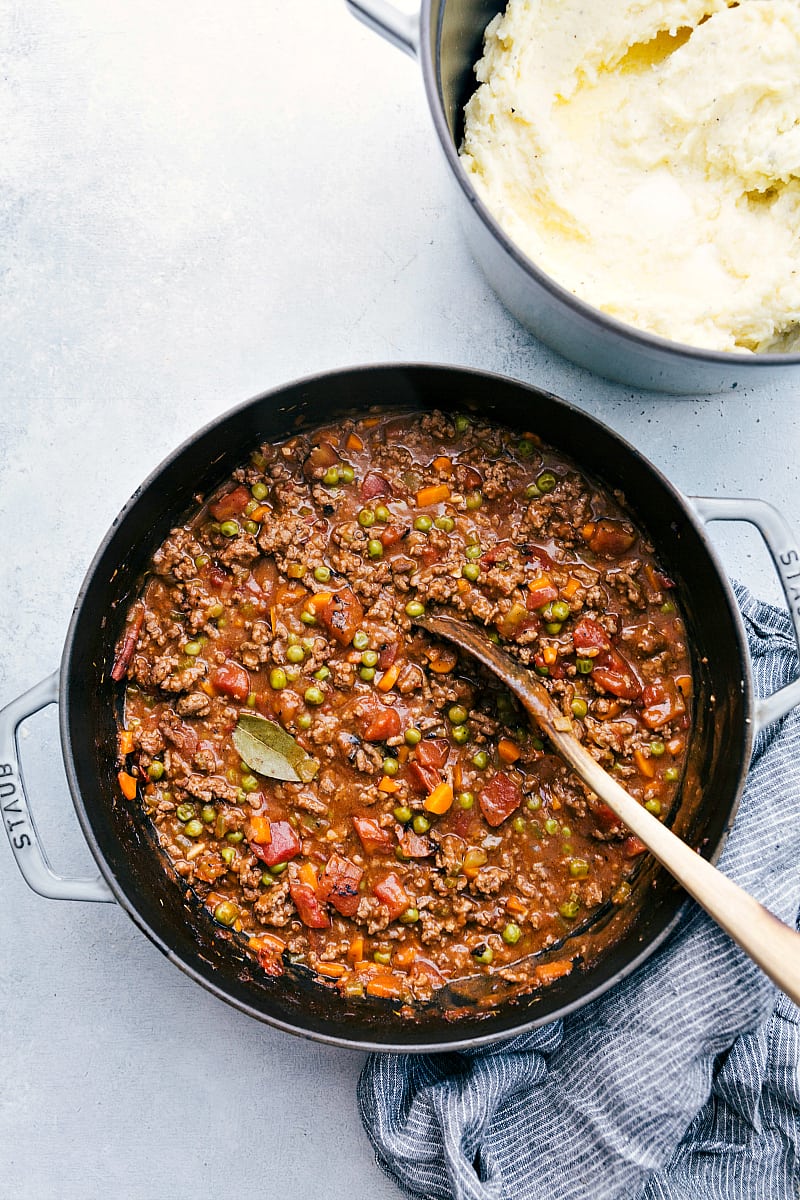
[1,761,32,850]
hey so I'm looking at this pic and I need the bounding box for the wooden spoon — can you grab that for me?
[418,613,800,1006]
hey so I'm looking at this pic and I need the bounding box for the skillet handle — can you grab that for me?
[0,673,114,902]
[691,497,800,733]
[344,0,419,57]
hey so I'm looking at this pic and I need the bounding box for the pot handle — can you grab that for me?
[0,672,115,902]
[691,497,800,733]
[344,0,419,57]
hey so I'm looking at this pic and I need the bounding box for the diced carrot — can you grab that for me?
[355,960,380,976]
[366,975,405,999]
[299,861,319,890]
[453,761,463,792]
[498,738,521,764]
[562,577,581,599]
[527,573,554,594]
[247,815,272,845]
[206,891,226,910]
[394,946,416,970]
[200,680,217,698]
[634,748,655,779]
[676,674,693,698]
[428,646,458,674]
[424,781,454,815]
[287,563,306,579]
[316,961,346,979]
[269,605,278,635]
[581,523,596,539]
[118,730,135,756]
[543,645,558,666]
[363,417,380,428]
[250,504,270,522]
[378,775,401,794]
[347,935,365,964]
[506,895,527,915]
[432,456,452,472]
[346,432,364,452]
[416,483,450,507]
[535,960,573,983]
[644,780,663,799]
[457,578,469,593]
[667,737,684,757]
[248,933,286,954]
[396,745,410,764]
[306,590,333,611]
[117,771,137,800]
[377,661,402,692]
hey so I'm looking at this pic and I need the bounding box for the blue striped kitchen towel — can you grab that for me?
[359,585,800,1199]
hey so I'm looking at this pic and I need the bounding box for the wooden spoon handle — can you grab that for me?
[419,615,800,1005]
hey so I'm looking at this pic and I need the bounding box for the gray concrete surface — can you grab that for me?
[1,2,798,1197]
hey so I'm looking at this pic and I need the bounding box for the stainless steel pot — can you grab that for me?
[346,1,800,394]
[2,364,800,1051]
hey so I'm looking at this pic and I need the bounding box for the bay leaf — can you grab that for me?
[232,713,319,784]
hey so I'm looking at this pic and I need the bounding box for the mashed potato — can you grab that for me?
[460,0,800,352]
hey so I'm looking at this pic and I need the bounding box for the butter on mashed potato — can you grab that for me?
[460,0,800,352]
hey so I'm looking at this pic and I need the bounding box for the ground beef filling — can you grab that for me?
[113,409,692,1005]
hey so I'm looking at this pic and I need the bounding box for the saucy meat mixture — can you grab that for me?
[114,410,692,1005]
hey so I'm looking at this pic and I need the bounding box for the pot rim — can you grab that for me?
[417,5,800,372]
[57,362,755,1052]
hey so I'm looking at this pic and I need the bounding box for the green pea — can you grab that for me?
[462,563,480,582]
[452,725,469,745]
[285,665,301,683]
[184,641,202,656]
[184,819,203,838]
[458,791,474,809]
[650,740,666,757]
[322,467,340,486]
[502,922,522,945]
[447,705,467,725]
[201,805,216,824]
[405,600,425,618]
[559,898,580,919]
[404,727,421,746]
[472,944,493,965]
[526,795,542,811]
[269,861,287,875]
[571,697,588,719]
[544,622,563,635]
[455,414,471,434]
[339,464,355,484]
[536,665,550,676]
[465,544,482,560]
[286,644,305,663]
[531,736,544,751]
[576,657,594,674]
[412,814,430,835]
[314,666,330,681]
[241,774,260,794]
[221,520,240,538]
[147,761,165,781]
[221,845,236,865]
[472,751,489,770]
[176,803,195,823]
[435,515,455,532]
[314,565,331,583]
[226,830,244,844]
[525,483,541,499]
[195,553,210,568]
[400,907,420,925]
[664,767,680,783]
[352,630,369,650]
[297,712,312,730]
[414,515,432,533]
[551,601,570,621]
[361,650,379,668]
[517,439,535,458]
[536,471,557,494]
[207,601,224,619]
[465,491,483,511]
[367,539,384,559]
[395,846,408,861]
[359,667,376,682]
[561,825,572,838]
[269,668,287,690]
[393,805,412,824]
[374,504,390,524]
[373,950,392,965]
[243,520,259,535]
[382,757,399,777]
[358,508,375,527]
[645,798,662,815]
[569,858,589,878]
[300,610,317,625]
[214,900,239,926]
[661,601,676,614]
[251,482,268,501]
[304,686,325,706]
[513,816,526,834]
[544,818,559,836]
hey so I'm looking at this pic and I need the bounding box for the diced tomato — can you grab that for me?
[352,815,395,855]
[318,853,363,917]
[360,472,391,499]
[255,943,285,977]
[316,588,364,646]
[524,544,555,570]
[641,678,686,729]
[592,646,643,701]
[585,519,636,558]
[526,586,558,610]
[479,772,523,827]
[305,442,339,476]
[591,802,621,832]
[251,820,301,867]
[289,879,329,928]
[480,540,516,568]
[622,835,647,858]
[379,525,406,549]
[209,485,251,521]
[206,564,230,590]
[359,704,401,743]
[408,738,448,793]
[373,872,410,921]
[210,660,251,701]
[397,830,434,858]
[378,642,399,670]
[572,617,611,655]
[455,464,483,492]
[533,651,565,680]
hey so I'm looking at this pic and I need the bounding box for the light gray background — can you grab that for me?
[1,2,799,1197]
